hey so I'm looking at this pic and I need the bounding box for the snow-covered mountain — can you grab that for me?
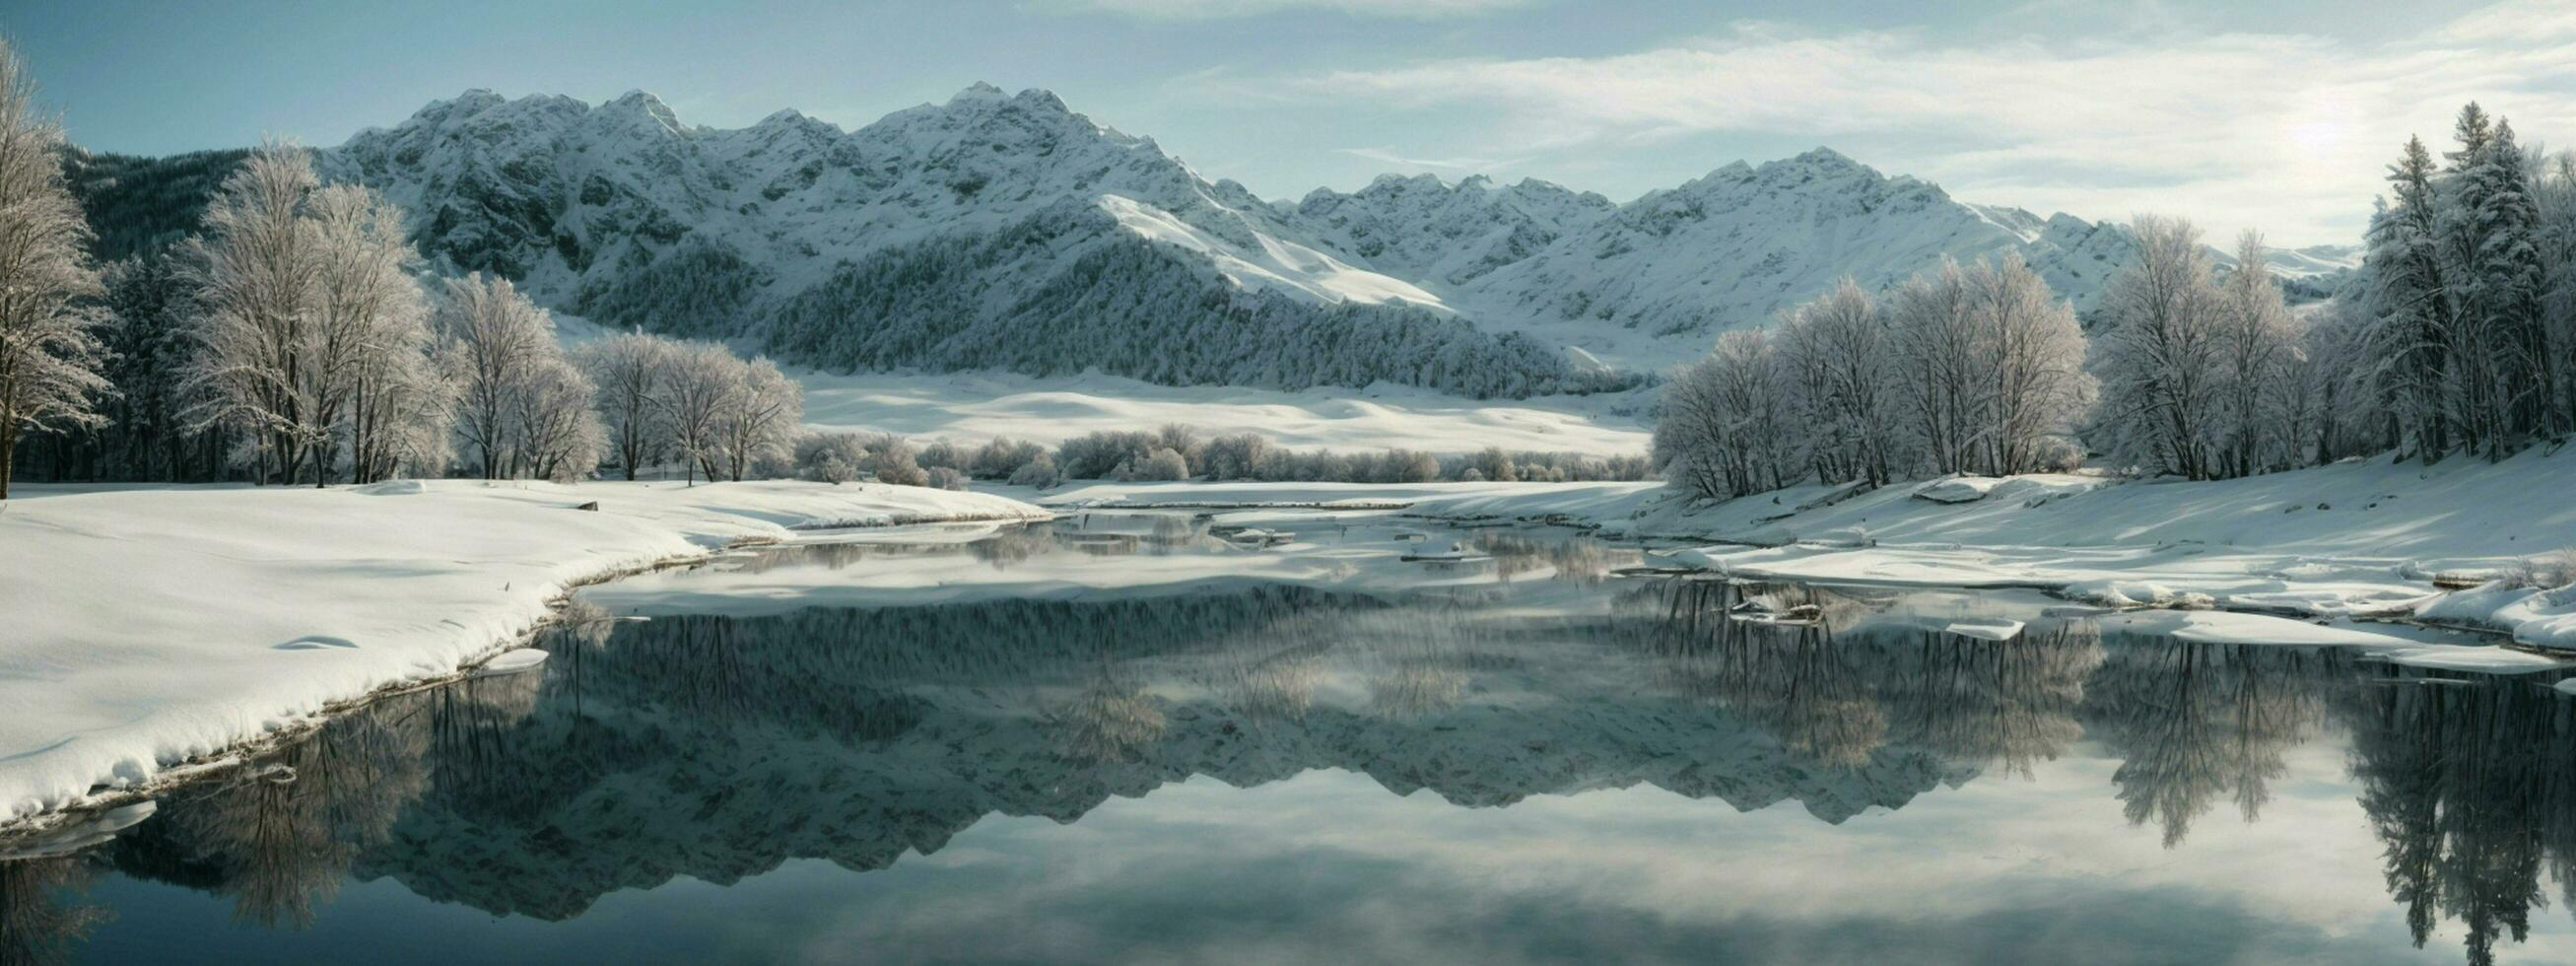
[200,84,2279,388]
[1281,173,1616,287]
[320,84,1577,397]
[1438,149,2139,363]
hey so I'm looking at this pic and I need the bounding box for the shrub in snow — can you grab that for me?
[2508,548,2576,590]
[874,440,929,487]
[1460,446,1521,483]
[970,437,1047,479]
[795,432,870,479]
[806,452,855,484]
[1007,452,1061,488]
[925,465,969,491]
[1056,430,1158,480]
[1145,447,1191,480]
[1196,433,1271,481]
[917,439,970,472]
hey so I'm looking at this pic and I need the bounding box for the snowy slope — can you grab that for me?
[792,370,1652,456]
[1450,150,2137,366]
[1280,173,1616,287]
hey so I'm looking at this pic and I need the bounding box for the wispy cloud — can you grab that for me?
[1032,0,1536,21]
[1335,146,1509,170]
[1248,1,2576,243]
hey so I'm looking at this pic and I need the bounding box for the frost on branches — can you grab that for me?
[0,39,108,499]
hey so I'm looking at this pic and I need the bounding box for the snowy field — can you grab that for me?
[1034,448,2576,650]
[0,480,1050,825]
[791,370,1653,456]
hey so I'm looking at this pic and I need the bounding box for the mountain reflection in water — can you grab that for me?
[8,517,2576,965]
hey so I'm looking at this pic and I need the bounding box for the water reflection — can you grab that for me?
[5,520,2575,964]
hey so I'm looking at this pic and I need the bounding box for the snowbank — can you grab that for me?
[0,480,1048,824]
[1030,449,2576,639]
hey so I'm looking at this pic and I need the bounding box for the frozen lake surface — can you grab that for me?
[13,512,2576,965]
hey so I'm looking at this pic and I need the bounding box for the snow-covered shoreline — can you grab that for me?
[1031,449,2576,648]
[0,479,1051,829]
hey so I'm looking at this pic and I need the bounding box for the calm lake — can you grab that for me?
[9,512,2576,965]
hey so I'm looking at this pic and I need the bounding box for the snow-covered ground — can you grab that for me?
[1031,448,2576,649]
[794,369,1652,456]
[0,480,1049,825]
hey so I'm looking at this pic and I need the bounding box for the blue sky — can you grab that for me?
[11,0,2574,244]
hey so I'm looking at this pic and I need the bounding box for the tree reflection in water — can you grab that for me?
[2346,666,2574,966]
[0,857,108,966]
[9,544,2576,966]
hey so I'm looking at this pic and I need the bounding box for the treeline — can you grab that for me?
[784,423,1652,490]
[0,34,807,497]
[1652,255,2093,499]
[1656,102,2576,501]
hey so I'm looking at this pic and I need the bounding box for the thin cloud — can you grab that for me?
[1336,146,1507,170]
[1033,0,1536,21]
[1249,1,2576,244]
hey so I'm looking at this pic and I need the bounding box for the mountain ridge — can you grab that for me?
[74,83,2360,393]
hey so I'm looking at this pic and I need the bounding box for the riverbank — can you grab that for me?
[0,479,1052,826]
[1028,448,2576,648]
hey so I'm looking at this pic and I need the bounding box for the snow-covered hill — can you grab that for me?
[269,85,2281,384]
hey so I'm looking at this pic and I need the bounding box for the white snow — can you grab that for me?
[1032,448,2576,648]
[1097,194,1447,309]
[0,480,1048,823]
[794,369,1651,456]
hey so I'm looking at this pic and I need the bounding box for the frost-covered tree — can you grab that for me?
[2215,232,2302,476]
[1121,447,1189,481]
[176,141,323,484]
[2438,107,2549,453]
[1774,279,1902,486]
[2090,216,2229,478]
[653,340,738,484]
[436,273,546,478]
[435,273,598,480]
[2283,300,2379,465]
[872,437,927,487]
[1969,255,2094,476]
[2353,104,2574,461]
[713,356,800,482]
[968,437,1047,479]
[508,356,605,482]
[305,183,439,485]
[572,330,674,481]
[1653,328,1790,500]
[1006,450,1060,488]
[2363,136,2457,460]
[1885,256,2089,477]
[0,38,108,499]
[1888,261,1986,476]
[2536,151,2576,432]
[1196,433,1271,481]
[170,148,446,486]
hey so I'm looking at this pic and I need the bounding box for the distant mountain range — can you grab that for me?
[70,84,2362,396]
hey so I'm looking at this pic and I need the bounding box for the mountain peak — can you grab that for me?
[601,89,683,133]
[952,81,1008,103]
[1012,88,1070,113]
